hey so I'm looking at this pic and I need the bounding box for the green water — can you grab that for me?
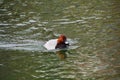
[0,0,120,80]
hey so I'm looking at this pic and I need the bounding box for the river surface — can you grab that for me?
[0,0,120,80]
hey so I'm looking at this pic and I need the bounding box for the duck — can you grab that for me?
[44,35,69,50]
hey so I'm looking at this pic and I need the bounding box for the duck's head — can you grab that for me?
[57,35,67,44]
[56,35,69,49]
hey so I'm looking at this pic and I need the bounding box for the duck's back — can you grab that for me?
[44,39,57,50]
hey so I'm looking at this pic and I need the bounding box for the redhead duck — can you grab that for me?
[44,35,69,50]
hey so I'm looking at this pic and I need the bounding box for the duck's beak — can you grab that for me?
[65,41,69,46]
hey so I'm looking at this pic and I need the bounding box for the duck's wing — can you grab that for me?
[44,39,57,50]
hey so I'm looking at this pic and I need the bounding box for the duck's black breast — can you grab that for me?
[55,43,69,49]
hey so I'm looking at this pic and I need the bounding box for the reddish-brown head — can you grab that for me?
[57,35,66,44]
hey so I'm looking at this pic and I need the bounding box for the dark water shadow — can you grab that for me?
[56,50,68,60]
[42,49,70,60]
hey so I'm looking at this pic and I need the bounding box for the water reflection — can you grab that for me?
[56,50,67,60]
